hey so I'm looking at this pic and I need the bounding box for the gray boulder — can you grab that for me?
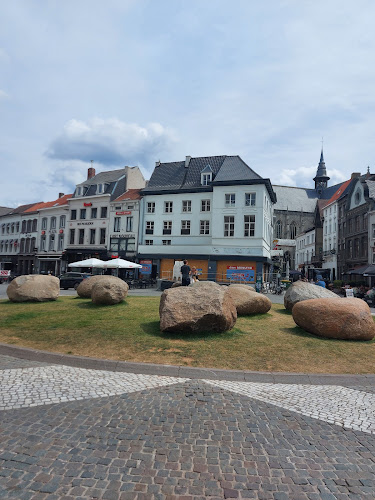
[284,280,338,311]
[7,275,59,302]
[77,275,120,298]
[228,283,256,292]
[226,286,271,315]
[159,283,237,333]
[91,277,128,305]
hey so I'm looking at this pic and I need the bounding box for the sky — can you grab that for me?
[1,0,375,207]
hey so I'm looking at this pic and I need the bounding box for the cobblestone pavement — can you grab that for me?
[1,355,375,499]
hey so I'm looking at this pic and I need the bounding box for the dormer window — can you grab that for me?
[77,187,82,196]
[98,184,103,194]
[201,173,212,186]
[201,164,213,186]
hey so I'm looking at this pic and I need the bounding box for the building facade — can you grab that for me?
[138,155,276,283]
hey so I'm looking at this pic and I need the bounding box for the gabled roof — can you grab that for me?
[142,155,275,201]
[24,194,72,213]
[321,179,352,208]
[200,164,213,174]
[113,189,142,202]
[0,206,12,216]
[76,168,126,187]
[73,168,128,200]
[5,203,43,216]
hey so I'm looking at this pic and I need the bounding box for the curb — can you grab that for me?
[1,342,374,386]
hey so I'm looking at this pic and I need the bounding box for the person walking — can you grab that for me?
[180,260,191,286]
[315,275,326,288]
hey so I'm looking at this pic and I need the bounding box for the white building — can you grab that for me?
[65,166,146,265]
[138,155,276,283]
[295,228,316,271]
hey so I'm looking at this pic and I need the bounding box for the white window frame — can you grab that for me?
[245,193,256,207]
[200,220,210,235]
[244,215,255,237]
[182,200,192,212]
[225,193,236,207]
[164,201,173,213]
[147,202,155,213]
[224,216,235,237]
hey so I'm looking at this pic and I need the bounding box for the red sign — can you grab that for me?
[140,259,152,264]
[116,211,131,215]
[59,229,64,234]
[111,255,118,258]
[84,203,92,207]
[41,230,45,235]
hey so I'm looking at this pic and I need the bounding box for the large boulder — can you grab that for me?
[77,275,120,298]
[284,280,338,311]
[188,280,221,289]
[292,298,375,340]
[7,275,59,302]
[226,286,271,315]
[159,284,237,333]
[91,277,128,305]
[228,283,256,292]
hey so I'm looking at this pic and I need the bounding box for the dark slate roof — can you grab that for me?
[0,206,12,216]
[142,155,275,200]
[5,203,43,216]
[213,156,262,183]
[72,168,128,201]
[273,186,318,212]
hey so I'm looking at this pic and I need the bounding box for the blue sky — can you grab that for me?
[1,0,375,206]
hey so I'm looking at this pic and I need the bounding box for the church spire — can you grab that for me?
[313,146,330,196]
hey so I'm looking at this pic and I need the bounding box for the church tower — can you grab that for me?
[313,148,330,197]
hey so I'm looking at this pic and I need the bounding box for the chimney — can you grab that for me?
[58,193,64,198]
[351,172,361,179]
[155,160,161,167]
[87,167,96,179]
[185,156,191,168]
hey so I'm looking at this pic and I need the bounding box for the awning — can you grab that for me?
[343,265,369,275]
[363,265,375,276]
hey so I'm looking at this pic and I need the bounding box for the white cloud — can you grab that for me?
[274,165,347,188]
[46,118,177,173]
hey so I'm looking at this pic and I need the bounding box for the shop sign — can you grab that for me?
[116,211,131,215]
[77,222,94,225]
[226,266,254,282]
[84,203,92,207]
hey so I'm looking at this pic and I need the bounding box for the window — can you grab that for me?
[41,235,46,251]
[11,223,14,234]
[32,219,37,232]
[58,235,64,251]
[147,202,155,213]
[71,210,77,221]
[289,222,297,239]
[164,201,173,213]
[69,229,75,245]
[90,229,96,245]
[146,221,154,235]
[79,229,84,245]
[100,228,106,245]
[91,208,97,219]
[126,217,133,232]
[59,215,66,228]
[49,235,55,251]
[114,217,121,232]
[182,200,191,212]
[115,206,121,210]
[201,199,211,212]
[372,224,375,239]
[162,240,171,245]
[163,221,172,235]
[225,194,236,206]
[77,187,82,196]
[98,184,103,194]
[245,193,256,206]
[42,218,47,230]
[275,220,282,239]
[80,209,86,220]
[100,207,107,218]
[201,173,212,186]
[16,222,19,232]
[244,215,255,237]
[51,217,56,229]
[181,220,191,235]
[145,240,153,245]
[224,216,234,237]
[200,220,210,235]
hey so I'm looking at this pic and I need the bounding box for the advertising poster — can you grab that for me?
[140,259,152,275]
[226,266,255,282]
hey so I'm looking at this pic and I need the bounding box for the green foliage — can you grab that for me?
[333,280,343,288]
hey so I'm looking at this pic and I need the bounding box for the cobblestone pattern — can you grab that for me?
[205,380,375,435]
[0,365,188,410]
[0,354,49,370]
[1,381,375,499]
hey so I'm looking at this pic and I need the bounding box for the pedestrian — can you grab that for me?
[315,275,326,288]
[180,260,191,286]
[190,266,198,282]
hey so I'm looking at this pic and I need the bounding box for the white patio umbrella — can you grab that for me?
[103,258,142,269]
[68,258,106,268]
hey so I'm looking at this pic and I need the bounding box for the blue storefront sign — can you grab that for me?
[226,266,255,282]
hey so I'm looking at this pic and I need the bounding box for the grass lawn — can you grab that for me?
[0,296,374,374]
